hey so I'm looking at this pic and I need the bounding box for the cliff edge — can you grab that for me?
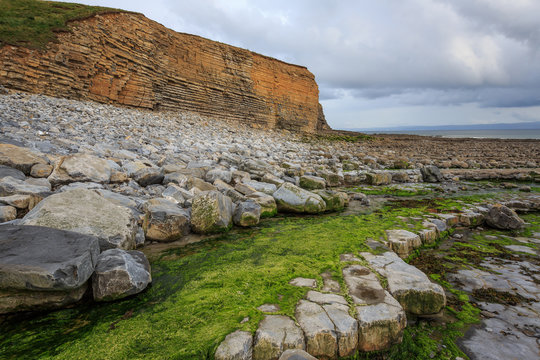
[0,11,329,132]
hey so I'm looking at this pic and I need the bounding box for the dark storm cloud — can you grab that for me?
[56,0,540,126]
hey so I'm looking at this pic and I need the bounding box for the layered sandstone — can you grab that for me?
[0,12,328,132]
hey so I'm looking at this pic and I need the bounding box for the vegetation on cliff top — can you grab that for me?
[0,0,121,49]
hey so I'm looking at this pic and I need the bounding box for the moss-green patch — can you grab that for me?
[0,0,123,49]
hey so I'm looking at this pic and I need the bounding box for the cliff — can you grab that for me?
[0,12,329,132]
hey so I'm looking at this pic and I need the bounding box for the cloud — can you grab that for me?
[56,0,540,127]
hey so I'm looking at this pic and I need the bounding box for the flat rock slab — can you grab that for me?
[0,144,48,174]
[92,249,152,301]
[253,315,305,360]
[49,154,112,185]
[289,277,317,288]
[258,304,281,313]
[0,176,51,197]
[215,330,253,360]
[504,245,536,255]
[21,188,137,251]
[361,251,446,315]
[295,299,338,359]
[320,271,341,293]
[385,229,421,258]
[342,264,406,352]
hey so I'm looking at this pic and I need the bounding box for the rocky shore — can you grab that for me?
[1,90,539,359]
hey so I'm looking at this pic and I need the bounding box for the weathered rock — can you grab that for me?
[52,154,113,185]
[312,189,348,211]
[215,330,253,360]
[134,167,164,187]
[243,180,277,195]
[299,175,326,190]
[295,300,337,359]
[247,192,277,218]
[366,172,392,186]
[21,189,137,251]
[253,315,305,360]
[427,218,447,233]
[190,191,233,233]
[342,265,406,352]
[361,251,446,315]
[30,163,53,178]
[418,227,438,245]
[278,349,317,360]
[421,165,444,183]
[92,249,151,301]
[438,213,459,227]
[261,173,285,187]
[0,176,51,197]
[385,229,422,258]
[143,199,190,242]
[0,165,25,181]
[162,172,191,187]
[206,169,232,184]
[233,200,262,227]
[0,194,38,211]
[0,205,16,222]
[0,224,99,313]
[485,204,525,230]
[289,278,317,288]
[273,183,325,214]
[258,304,281,313]
[459,211,485,227]
[0,144,48,174]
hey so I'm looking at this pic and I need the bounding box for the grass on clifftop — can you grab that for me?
[0,0,120,49]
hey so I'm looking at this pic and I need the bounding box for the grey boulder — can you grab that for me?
[143,198,190,242]
[215,330,253,360]
[253,315,305,360]
[421,165,444,183]
[485,204,525,230]
[272,183,326,214]
[233,200,262,227]
[92,249,151,301]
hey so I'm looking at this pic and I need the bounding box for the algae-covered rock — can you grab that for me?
[299,175,326,190]
[233,200,261,227]
[366,172,392,185]
[190,191,233,233]
[312,189,348,211]
[272,182,325,214]
[247,191,277,218]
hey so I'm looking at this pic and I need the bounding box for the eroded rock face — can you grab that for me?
[215,330,253,360]
[0,225,99,313]
[20,189,137,251]
[0,12,325,133]
[190,191,233,234]
[272,183,325,214]
[92,249,152,301]
[253,315,305,360]
[485,204,525,230]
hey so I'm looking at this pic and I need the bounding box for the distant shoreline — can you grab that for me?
[359,129,540,140]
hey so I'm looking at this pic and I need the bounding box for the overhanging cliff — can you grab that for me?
[0,11,329,132]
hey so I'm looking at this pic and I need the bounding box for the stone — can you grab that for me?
[418,227,438,245]
[427,218,447,233]
[361,251,446,315]
[246,192,277,218]
[485,204,525,230]
[289,278,317,288]
[0,144,48,174]
[253,315,305,360]
[134,167,164,187]
[48,154,112,185]
[244,180,277,195]
[215,330,253,360]
[421,165,444,183]
[319,170,343,187]
[143,199,190,242]
[0,205,16,222]
[438,213,459,227]
[258,304,281,313]
[235,182,257,195]
[0,224,99,313]
[261,173,284,187]
[299,175,326,190]
[0,165,25,180]
[30,163,53,178]
[365,172,392,185]
[0,176,51,197]
[189,177,217,191]
[278,349,317,360]
[295,300,337,359]
[92,249,151,301]
[272,183,326,214]
[385,229,422,258]
[459,211,485,227]
[233,200,262,227]
[162,172,191,187]
[21,189,137,251]
[342,264,406,352]
[504,245,536,255]
[190,191,233,233]
[162,184,187,205]
[206,168,232,184]
[312,189,348,211]
[320,271,341,293]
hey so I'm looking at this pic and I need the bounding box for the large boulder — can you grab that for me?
[48,154,113,185]
[133,167,164,187]
[247,192,277,218]
[366,172,392,186]
[253,315,305,360]
[143,198,190,242]
[92,249,151,301]
[233,200,262,227]
[421,165,444,183]
[485,204,525,230]
[362,251,446,315]
[215,330,253,360]
[21,189,137,251]
[272,183,326,214]
[299,175,326,190]
[0,144,48,175]
[190,191,233,234]
[312,189,348,211]
[0,225,99,313]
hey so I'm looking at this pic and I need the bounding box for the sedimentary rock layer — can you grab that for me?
[0,12,328,133]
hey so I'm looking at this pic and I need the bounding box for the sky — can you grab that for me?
[58,0,540,130]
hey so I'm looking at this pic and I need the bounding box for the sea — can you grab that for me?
[362,129,540,140]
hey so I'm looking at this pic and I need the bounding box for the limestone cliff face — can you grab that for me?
[0,12,328,132]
